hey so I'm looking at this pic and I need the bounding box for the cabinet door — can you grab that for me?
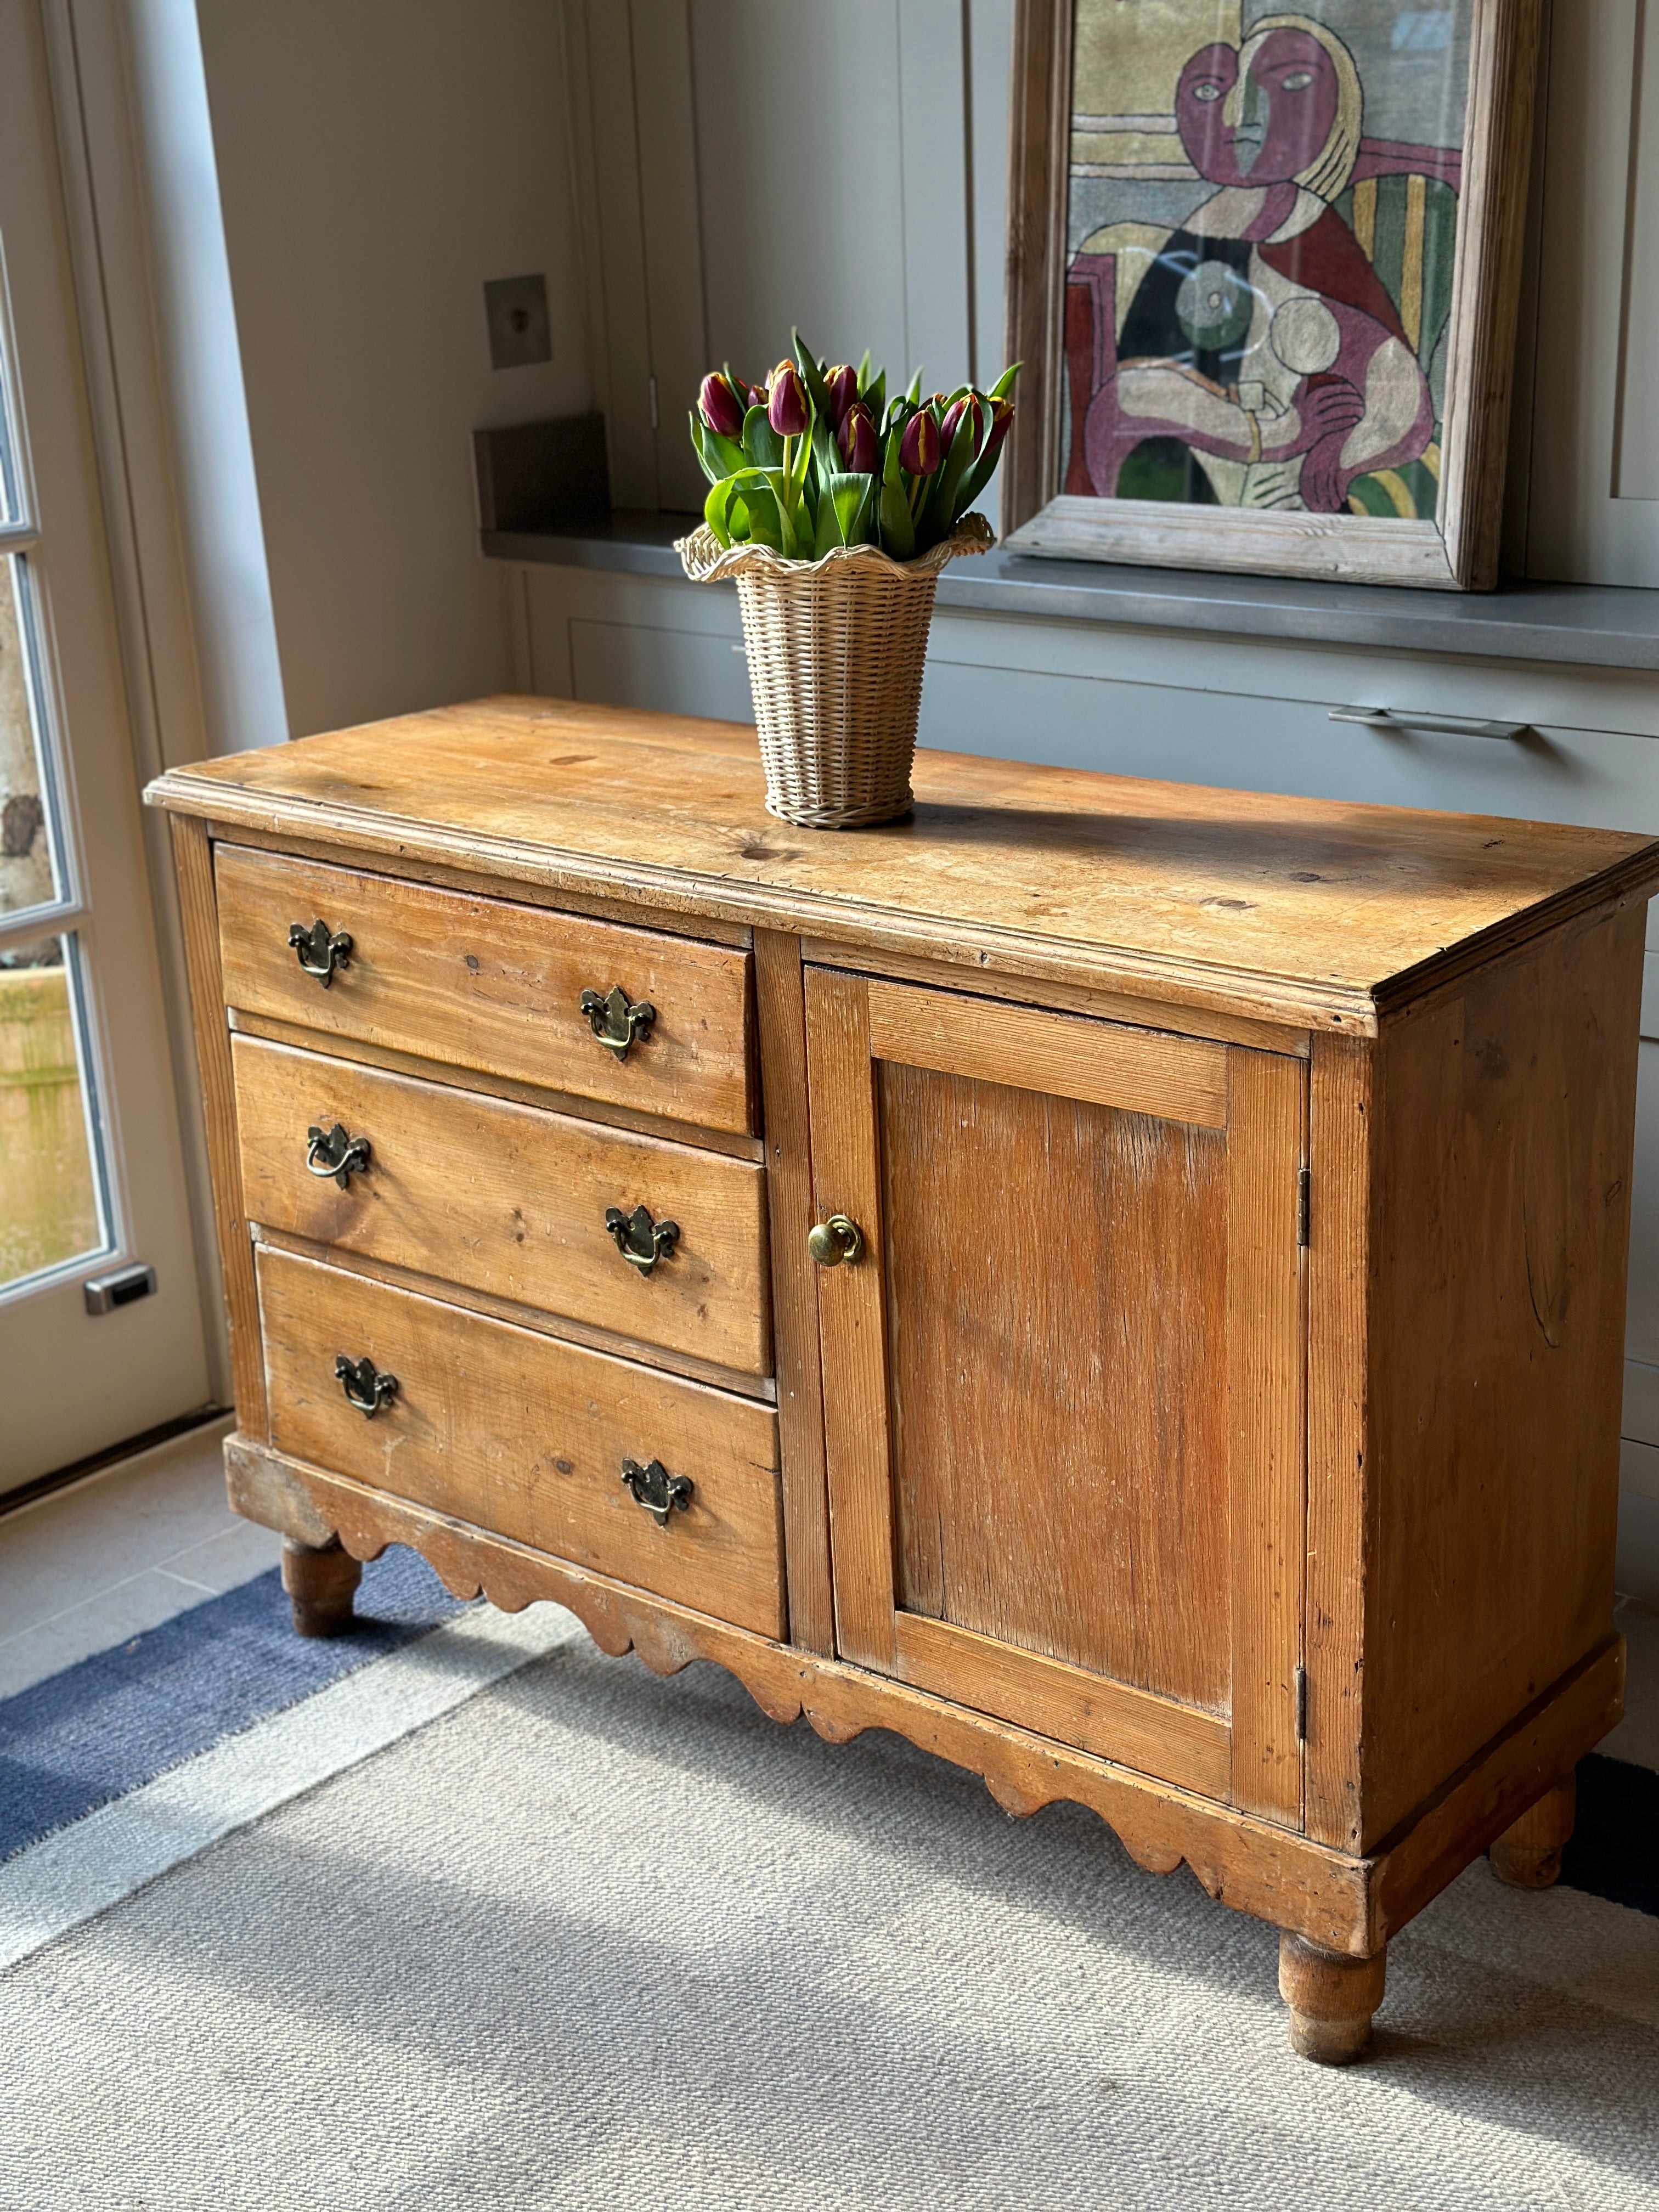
[804,970,1307,1827]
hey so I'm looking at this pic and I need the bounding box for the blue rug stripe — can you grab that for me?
[1558,1753,1659,1918]
[0,1548,466,1864]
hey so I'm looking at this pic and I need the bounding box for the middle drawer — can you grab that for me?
[232,1034,770,1376]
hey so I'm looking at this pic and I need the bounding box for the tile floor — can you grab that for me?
[0,1417,281,1698]
[1,1418,1656,1764]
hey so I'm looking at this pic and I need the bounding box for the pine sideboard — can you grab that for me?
[148,696,1658,2063]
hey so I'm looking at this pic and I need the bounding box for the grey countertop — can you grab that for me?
[481,514,1659,674]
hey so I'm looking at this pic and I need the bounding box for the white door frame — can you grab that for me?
[1,0,286,1482]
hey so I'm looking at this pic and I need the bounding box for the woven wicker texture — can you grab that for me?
[678,515,994,829]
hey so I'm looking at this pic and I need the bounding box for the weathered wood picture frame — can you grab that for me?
[1002,0,1541,589]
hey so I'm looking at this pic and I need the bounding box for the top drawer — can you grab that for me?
[215,845,755,1135]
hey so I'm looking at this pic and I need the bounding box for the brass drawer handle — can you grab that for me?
[306,1122,372,1189]
[808,1214,864,1267]
[335,1353,398,1417]
[579,983,655,1060]
[288,917,353,987]
[604,1203,680,1275]
[620,1455,693,1526]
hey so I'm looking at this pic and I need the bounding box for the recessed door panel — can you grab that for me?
[882,1060,1231,1711]
[805,968,1307,1826]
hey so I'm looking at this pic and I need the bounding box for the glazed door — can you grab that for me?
[804,969,1307,1828]
[0,2,210,1488]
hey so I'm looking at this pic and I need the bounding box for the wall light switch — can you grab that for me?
[484,274,552,370]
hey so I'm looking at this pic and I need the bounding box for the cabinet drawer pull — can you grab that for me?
[578,983,655,1059]
[808,1214,864,1267]
[334,1353,398,1417]
[603,1203,680,1274]
[1328,707,1527,741]
[306,1121,372,1189]
[620,1455,693,1526]
[287,917,353,986]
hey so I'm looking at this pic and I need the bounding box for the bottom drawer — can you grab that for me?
[257,1245,783,1637]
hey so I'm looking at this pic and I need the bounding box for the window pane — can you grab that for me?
[0,932,108,1290]
[1,556,62,918]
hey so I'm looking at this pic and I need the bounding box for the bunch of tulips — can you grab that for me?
[690,333,1018,561]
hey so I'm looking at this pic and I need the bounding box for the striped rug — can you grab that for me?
[0,1565,1654,2207]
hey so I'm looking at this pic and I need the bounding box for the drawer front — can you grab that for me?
[233,1035,770,1374]
[258,1245,783,1636]
[217,844,755,1133]
[918,646,1659,836]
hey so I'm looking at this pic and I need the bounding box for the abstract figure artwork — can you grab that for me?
[1003,1,1541,588]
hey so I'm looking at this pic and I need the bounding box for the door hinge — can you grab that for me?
[1294,1665,1308,1742]
[648,374,660,431]
[1296,1167,1311,1248]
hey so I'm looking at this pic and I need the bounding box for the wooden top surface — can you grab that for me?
[147,696,1659,1035]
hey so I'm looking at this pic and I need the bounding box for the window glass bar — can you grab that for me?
[1,554,70,921]
[0,929,114,1295]
[0,303,21,529]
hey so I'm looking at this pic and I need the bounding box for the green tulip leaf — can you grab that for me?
[904,366,923,405]
[707,427,747,477]
[742,405,783,471]
[828,472,872,545]
[955,421,1012,514]
[989,362,1021,400]
[743,486,784,552]
[918,407,977,538]
[879,484,916,560]
[792,335,832,418]
[690,414,721,487]
[709,465,787,552]
[760,467,798,557]
[704,473,742,546]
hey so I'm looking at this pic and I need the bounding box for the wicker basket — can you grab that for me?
[676,514,995,829]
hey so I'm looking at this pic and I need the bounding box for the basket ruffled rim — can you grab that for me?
[675,509,994,584]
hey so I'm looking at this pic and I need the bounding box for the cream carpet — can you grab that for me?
[3,1621,1657,2210]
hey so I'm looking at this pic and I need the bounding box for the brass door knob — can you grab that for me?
[808,1214,864,1267]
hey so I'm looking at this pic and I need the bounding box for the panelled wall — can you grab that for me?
[561,0,1013,515]
[1516,0,1659,584]
[526,1,1659,1606]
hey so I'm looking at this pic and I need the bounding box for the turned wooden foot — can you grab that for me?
[280,1537,360,1637]
[1489,1769,1576,1889]
[1278,1933,1386,2065]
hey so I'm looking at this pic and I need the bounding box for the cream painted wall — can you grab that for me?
[196,0,590,739]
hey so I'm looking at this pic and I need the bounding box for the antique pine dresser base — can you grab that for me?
[148,697,1657,2066]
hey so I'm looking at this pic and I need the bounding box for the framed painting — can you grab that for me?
[1002,0,1541,588]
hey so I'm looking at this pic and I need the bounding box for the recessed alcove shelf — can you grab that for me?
[481,514,1659,676]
